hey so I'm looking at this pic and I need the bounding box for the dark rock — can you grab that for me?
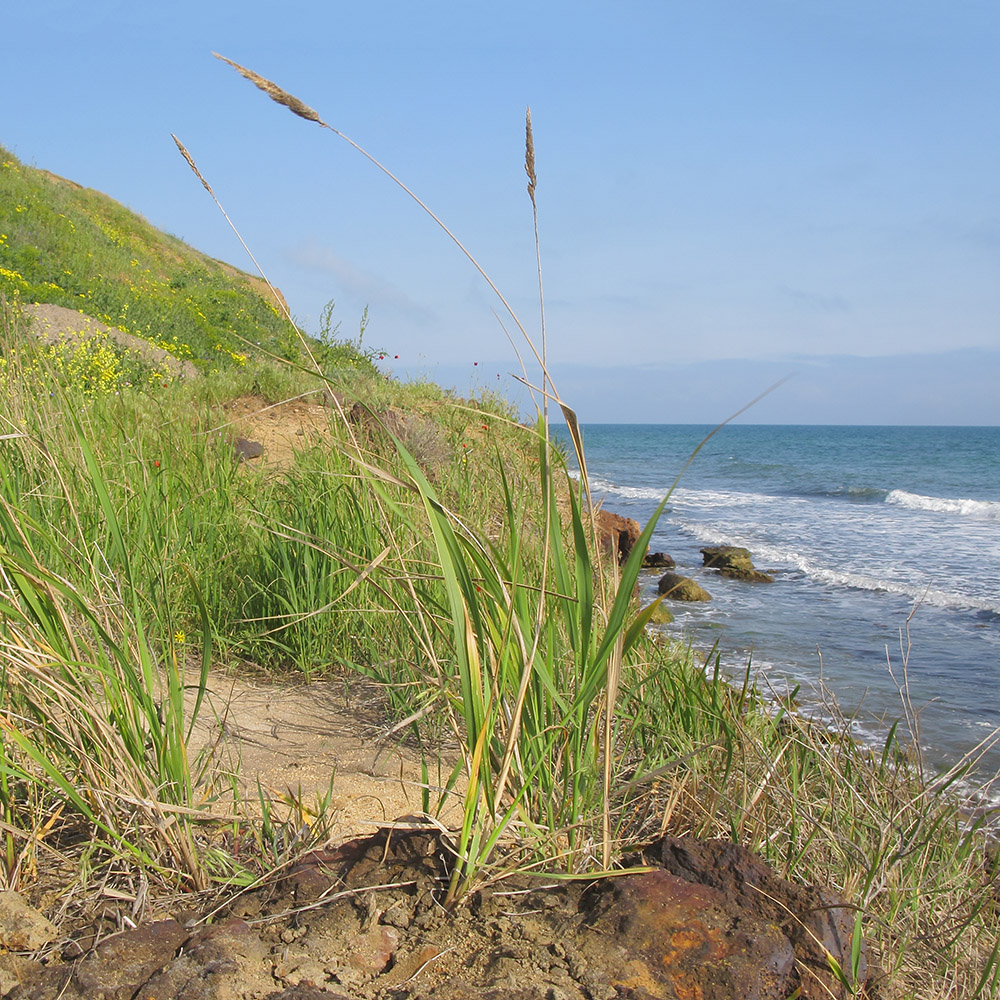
[72,920,189,1000]
[642,551,675,569]
[233,436,264,462]
[657,571,711,602]
[141,919,271,999]
[701,544,754,571]
[721,566,775,583]
[594,509,642,564]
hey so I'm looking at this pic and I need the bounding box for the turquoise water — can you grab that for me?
[559,424,1000,784]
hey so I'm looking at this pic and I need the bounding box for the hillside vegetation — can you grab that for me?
[1,138,999,998]
[0,145,370,379]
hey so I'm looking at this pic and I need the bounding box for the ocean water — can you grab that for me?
[559,424,1000,784]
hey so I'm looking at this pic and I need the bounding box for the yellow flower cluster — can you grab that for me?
[0,332,131,397]
[154,334,194,360]
[214,343,247,366]
[0,265,27,289]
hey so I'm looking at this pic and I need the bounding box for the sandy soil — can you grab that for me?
[21,303,200,379]
[189,667,456,841]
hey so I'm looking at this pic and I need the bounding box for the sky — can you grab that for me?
[4,0,999,423]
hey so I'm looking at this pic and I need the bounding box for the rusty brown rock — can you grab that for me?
[594,508,642,564]
[653,835,871,998]
[583,869,794,1000]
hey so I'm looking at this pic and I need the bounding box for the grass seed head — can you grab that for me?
[213,52,323,124]
[525,106,537,207]
[171,134,215,197]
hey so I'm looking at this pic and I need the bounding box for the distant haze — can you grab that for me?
[413,348,1000,425]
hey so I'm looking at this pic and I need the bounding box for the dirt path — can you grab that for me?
[190,668,456,839]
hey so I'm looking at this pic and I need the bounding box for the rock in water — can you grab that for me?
[642,551,675,568]
[657,571,711,601]
[701,544,774,583]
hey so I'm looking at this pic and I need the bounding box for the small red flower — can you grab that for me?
[154,460,160,467]
[394,354,399,359]
[473,361,478,366]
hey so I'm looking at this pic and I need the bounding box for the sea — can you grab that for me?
[558,424,1000,794]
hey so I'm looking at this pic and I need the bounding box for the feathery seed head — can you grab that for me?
[213,52,323,124]
[524,106,537,207]
[171,134,215,197]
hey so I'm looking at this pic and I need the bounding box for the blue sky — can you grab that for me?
[5,0,999,423]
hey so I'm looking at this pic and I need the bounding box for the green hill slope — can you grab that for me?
[0,144,307,374]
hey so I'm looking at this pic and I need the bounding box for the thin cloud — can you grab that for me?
[288,241,436,324]
[778,285,851,313]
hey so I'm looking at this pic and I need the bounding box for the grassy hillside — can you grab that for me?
[1,141,998,997]
[0,144,358,375]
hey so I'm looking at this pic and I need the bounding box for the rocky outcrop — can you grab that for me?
[631,835,874,999]
[7,829,875,1000]
[701,544,774,583]
[594,509,642,564]
[657,571,711,602]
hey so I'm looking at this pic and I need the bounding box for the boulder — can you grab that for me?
[657,572,711,602]
[594,509,642,564]
[646,600,674,625]
[721,566,775,583]
[232,436,263,462]
[642,551,675,569]
[701,545,773,583]
[648,835,873,998]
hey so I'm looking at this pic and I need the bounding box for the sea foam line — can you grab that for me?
[887,489,1000,521]
[678,522,1000,614]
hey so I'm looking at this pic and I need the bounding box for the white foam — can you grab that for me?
[677,523,1000,613]
[887,490,1000,521]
